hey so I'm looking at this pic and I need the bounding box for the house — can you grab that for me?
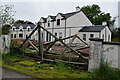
[10,24,36,40]
[39,6,93,43]
[77,25,112,43]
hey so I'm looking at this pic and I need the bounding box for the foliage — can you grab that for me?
[111,27,120,42]
[2,24,10,35]
[0,4,15,26]
[14,20,34,25]
[2,53,90,78]
[54,61,70,71]
[24,48,32,53]
[81,4,115,27]
[90,62,119,79]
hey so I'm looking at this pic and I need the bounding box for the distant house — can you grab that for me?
[10,24,36,40]
[39,6,92,43]
[77,25,112,43]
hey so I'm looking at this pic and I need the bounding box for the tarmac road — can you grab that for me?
[2,67,39,80]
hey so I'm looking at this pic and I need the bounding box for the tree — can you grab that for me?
[0,4,15,26]
[2,24,10,35]
[14,20,34,24]
[81,4,115,27]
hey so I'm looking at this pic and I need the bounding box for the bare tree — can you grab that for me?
[0,4,15,26]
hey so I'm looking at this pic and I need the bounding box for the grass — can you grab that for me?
[90,62,120,80]
[2,52,90,78]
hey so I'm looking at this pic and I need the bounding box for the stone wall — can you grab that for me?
[88,38,120,72]
[0,35,11,54]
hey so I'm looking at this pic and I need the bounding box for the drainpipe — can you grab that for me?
[64,18,67,43]
[99,32,101,39]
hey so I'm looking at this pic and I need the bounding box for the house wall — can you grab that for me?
[66,11,92,27]
[100,26,111,42]
[10,26,36,40]
[76,32,100,43]
[40,11,92,43]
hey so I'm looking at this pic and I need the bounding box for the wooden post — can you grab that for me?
[38,22,42,56]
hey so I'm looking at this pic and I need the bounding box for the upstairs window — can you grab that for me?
[28,28,30,31]
[57,19,60,25]
[83,34,86,41]
[20,29,22,31]
[13,28,15,31]
[48,21,50,27]
[90,34,94,38]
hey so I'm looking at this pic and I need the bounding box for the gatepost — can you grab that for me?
[88,38,103,72]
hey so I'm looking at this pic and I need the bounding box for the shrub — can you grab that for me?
[90,62,120,80]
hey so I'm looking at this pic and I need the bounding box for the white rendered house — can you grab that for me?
[10,24,37,40]
[39,6,92,43]
[77,25,112,43]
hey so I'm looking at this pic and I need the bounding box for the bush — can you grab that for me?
[90,62,120,80]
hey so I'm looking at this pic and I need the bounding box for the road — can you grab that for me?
[1,67,39,80]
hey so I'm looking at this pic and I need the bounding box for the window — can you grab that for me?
[108,35,110,41]
[46,32,51,42]
[90,34,94,38]
[26,35,28,38]
[83,34,86,41]
[14,34,16,38]
[11,34,13,38]
[57,19,60,25]
[20,29,22,31]
[48,21,50,27]
[28,28,30,31]
[55,33,57,36]
[19,34,23,37]
[59,33,62,38]
[13,28,15,31]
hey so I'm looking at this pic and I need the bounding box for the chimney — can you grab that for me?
[102,22,107,26]
[76,6,81,12]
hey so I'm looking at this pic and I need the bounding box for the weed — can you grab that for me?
[90,62,120,80]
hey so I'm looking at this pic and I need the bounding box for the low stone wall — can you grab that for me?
[0,35,11,54]
[88,38,120,72]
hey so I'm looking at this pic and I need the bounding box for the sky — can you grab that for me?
[0,0,120,27]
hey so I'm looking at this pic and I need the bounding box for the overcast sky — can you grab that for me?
[1,0,120,27]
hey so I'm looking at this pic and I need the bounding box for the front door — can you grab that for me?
[19,34,23,40]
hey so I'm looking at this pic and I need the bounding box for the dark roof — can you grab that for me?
[13,24,36,29]
[60,11,80,19]
[41,17,47,22]
[41,11,81,22]
[79,26,106,32]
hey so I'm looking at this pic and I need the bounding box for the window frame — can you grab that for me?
[83,34,86,41]
[57,19,60,26]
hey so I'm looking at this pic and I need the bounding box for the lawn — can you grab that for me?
[2,53,90,78]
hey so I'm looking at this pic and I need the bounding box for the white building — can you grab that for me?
[77,25,112,43]
[10,24,37,40]
[39,6,92,43]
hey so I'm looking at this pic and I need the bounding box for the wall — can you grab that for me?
[0,35,11,54]
[88,38,120,72]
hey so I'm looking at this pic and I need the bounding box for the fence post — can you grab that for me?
[88,38,103,72]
